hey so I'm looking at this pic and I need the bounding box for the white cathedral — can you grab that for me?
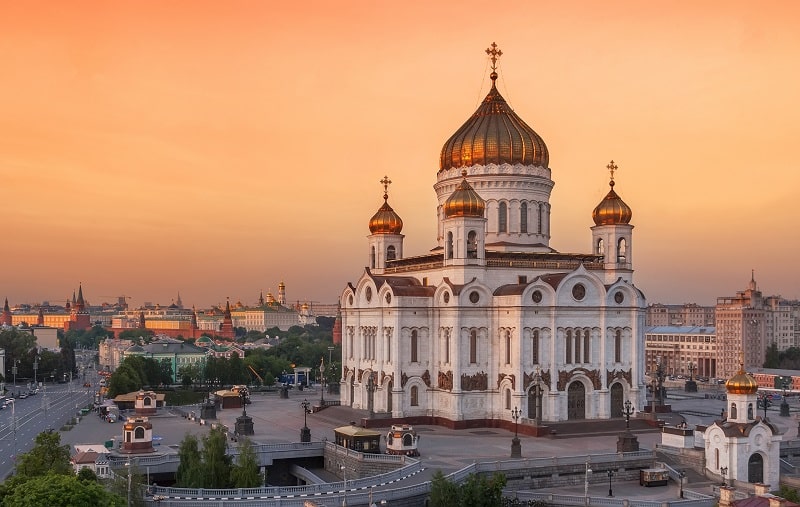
[340,44,647,429]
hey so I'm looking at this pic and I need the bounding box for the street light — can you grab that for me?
[584,461,593,506]
[12,359,19,388]
[319,358,326,405]
[340,464,348,507]
[623,399,634,430]
[125,456,132,507]
[720,466,728,486]
[678,470,686,498]
[300,399,311,443]
[607,469,614,497]
[510,406,521,458]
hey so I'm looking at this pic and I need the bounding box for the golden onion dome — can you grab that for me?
[439,69,548,171]
[369,176,403,234]
[726,364,759,395]
[444,170,486,218]
[592,162,632,226]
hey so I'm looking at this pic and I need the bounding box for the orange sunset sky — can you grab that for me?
[1,1,799,309]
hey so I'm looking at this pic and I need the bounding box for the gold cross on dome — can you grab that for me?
[486,42,502,72]
[607,160,618,181]
[380,176,392,199]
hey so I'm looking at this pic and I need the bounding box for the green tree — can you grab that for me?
[176,434,203,488]
[430,470,460,507]
[179,364,200,388]
[228,352,248,385]
[779,485,800,502]
[3,472,124,507]
[76,467,98,482]
[429,471,506,507]
[201,427,232,488]
[117,329,155,343]
[15,431,72,478]
[764,342,780,368]
[106,364,141,398]
[230,438,261,488]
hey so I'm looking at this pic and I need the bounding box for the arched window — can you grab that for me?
[565,330,572,364]
[498,202,508,232]
[614,329,621,363]
[731,403,738,419]
[505,388,511,409]
[617,238,627,263]
[748,403,754,420]
[469,329,477,364]
[387,245,396,261]
[597,238,605,259]
[445,329,450,364]
[520,202,528,233]
[410,386,418,406]
[537,203,543,234]
[532,330,539,365]
[467,231,478,259]
[715,448,719,470]
[370,246,376,268]
[410,330,418,363]
[134,426,145,439]
[574,330,581,364]
[583,330,590,363]
[446,232,454,259]
[505,330,511,365]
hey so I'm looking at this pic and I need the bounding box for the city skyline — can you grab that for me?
[2,2,799,309]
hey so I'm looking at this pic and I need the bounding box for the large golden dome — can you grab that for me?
[439,71,548,172]
[726,365,759,395]
[444,171,486,218]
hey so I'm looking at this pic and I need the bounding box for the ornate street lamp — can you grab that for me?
[300,399,311,443]
[584,461,593,506]
[678,470,686,498]
[319,358,326,405]
[510,406,521,458]
[720,466,728,486]
[607,469,614,497]
[623,399,634,430]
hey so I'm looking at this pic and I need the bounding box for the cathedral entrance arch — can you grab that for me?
[567,382,586,420]
[748,453,764,484]
[610,383,623,418]
[527,387,537,419]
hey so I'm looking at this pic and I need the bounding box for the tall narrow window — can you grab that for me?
[467,231,477,259]
[411,386,418,406]
[617,238,627,263]
[731,403,737,419]
[505,388,511,409]
[445,329,450,364]
[574,331,581,363]
[505,330,511,365]
[537,203,543,234]
[411,330,418,363]
[469,329,477,364]
[565,330,572,364]
[386,330,391,363]
[597,238,605,260]
[614,330,621,363]
[498,202,508,232]
[370,246,376,268]
[446,232,454,259]
[387,245,396,261]
[520,202,528,233]
[532,330,539,365]
[583,329,590,363]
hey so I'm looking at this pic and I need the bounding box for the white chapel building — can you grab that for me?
[340,44,647,428]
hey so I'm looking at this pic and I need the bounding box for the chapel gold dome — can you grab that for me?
[726,369,759,395]
[443,172,486,218]
[369,200,403,234]
[592,180,633,226]
[439,73,548,172]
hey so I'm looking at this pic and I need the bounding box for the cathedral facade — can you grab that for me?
[340,45,647,428]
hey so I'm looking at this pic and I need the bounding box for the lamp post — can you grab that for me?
[720,466,728,486]
[125,456,132,507]
[761,394,771,422]
[33,355,38,389]
[781,379,790,417]
[607,469,614,497]
[623,399,633,430]
[300,399,311,443]
[678,470,686,498]
[340,464,348,507]
[655,356,665,406]
[12,359,19,388]
[584,461,592,506]
[319,358,326,405]
[510,406,521,458]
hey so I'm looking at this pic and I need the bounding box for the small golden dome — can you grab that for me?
[439,65,548,171]
[726,365,759,395]
[369,199,403,234]
[444,171,486,218]
[592,162,632,226]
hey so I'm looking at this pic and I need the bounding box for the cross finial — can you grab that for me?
[380,175,392,200]
[607,160,618,182]
[486,42,503,72]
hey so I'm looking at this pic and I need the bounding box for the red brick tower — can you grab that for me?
[0,298,12,326]
[220,299,235,340]
[65,284,91,331]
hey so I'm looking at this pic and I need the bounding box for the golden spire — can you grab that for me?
[380,175,392,201]
[369,175,403,234]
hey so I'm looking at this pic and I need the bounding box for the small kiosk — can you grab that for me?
[385,424,420,456]
[334,423,381,454]
[639,468,669,487]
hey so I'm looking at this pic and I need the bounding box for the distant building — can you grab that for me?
[644,326,718,379]
[121,337,207,384]
[646,303,715,327]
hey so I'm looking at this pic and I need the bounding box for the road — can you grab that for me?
[0,380,94,480]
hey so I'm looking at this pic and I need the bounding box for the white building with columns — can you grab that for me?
[340,44,647,429]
